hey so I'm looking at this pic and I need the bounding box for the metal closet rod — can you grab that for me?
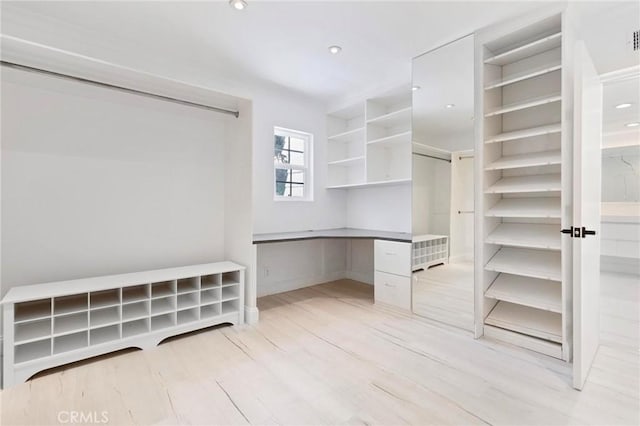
[1,61,240,118]
[412,152,451,163]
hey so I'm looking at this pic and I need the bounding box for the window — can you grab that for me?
[274,127,313,201]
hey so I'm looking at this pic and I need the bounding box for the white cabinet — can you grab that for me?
[327,87,412,189]
[374,240,411,310]
[2,262,245,388]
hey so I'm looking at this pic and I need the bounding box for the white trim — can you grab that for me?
[273,126,314,202]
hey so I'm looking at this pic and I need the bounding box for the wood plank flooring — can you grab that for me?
[1,274,638,425]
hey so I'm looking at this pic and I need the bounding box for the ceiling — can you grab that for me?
[602,77,640,149]
[2,0,547,104]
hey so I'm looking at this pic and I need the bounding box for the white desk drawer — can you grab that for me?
[374,271,411,310]
[375,240,411,276]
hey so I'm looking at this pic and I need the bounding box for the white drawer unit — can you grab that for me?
[2,261,245,388]
[374,240,411,310]
[412,234,449,271]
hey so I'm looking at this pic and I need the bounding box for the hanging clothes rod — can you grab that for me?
[412,152,451,163]
[1,61,240,118]
[458,210,474,214]
[459,154,474,160]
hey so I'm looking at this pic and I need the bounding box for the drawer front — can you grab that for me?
[375,240,411,276]
[374,271,411,310]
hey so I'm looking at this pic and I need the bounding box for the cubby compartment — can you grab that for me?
[15,318,51,344]
[122,300,149,321]
[151,296,175,315]
[151,313,175,331]
[122,284,149,303]
[222,271,240,286]
[222,299,239,315]
[221,285,239,301]
[54,312,88,335]
[53,294,87,315]
[90,325,120,346]
[14,299,51,323]
[177,308,199,325]
[15,339,51,364]
[53,331,88,354]
[122,318,149,338]
[201,274,221,289]
[90,289,120,309]
[177,277,199,293]
[201,288,221,305]
[200,303,221,319]
[90,306,120,328]
[177,292,199,310]
[151,280,176,298]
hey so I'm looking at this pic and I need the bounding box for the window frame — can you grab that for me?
[273,126,314,202]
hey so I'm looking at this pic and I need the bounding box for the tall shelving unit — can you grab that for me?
[327,88,411,189]
[475,14,570,360]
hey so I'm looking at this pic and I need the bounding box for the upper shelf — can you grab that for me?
[328,127,364,143]
[484,32,562,66]
[486,197,561,218]
[327,156,365,167]
[485,150,561,171]
[485,247,562,281]
[485,93,561,117]
[485,62,561,90]
[326,178,411,190]
[485,174,561,194]
[485,123,561,144]
[367,131,411,147]
[486,223,560,250]
[366,107,412,128]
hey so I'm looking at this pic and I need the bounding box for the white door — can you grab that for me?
[572,40,603,390]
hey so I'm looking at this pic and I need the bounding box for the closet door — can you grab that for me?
[572,40,602,391]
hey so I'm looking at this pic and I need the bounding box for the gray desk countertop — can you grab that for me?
[253,228,412,244]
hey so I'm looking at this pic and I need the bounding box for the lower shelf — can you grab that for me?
[485,273,562,313]
[484,324,562,359]
[485,301,562,343]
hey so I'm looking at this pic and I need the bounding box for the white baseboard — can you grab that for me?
[345,270,373,285]
[244,306,259,325]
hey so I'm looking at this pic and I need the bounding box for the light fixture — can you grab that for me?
[626,122,640,127]
[616,103,632,109]
[446,103,455,109]
[328,45,342,55]
[412,85,421,92]
[229,0,247,10]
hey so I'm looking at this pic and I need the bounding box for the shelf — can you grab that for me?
[122,301,149,321]
[221,286,239,301]
[222,300,240,315]
[485,174,561,194]
[15,318,51,344]
[177,277,199,294]
[486,223,560,250]
[122,318,149,338]
[54,331,88,354]
[54,312,88,335]
[327,156,365,167]
[485,62,561,90]
[367,131,411,147]
[122,285,149,303]
[201,274,221,289]
[177,293,199,310]
[201,289,220,305]
[485,123,561,144]
[366,107,411,128]
[327,178,411,190]
[90,306,120,328]
[90,325,120,346]
[328,127,364,142]
[485,32,562,65]
[151,313,175,331]
[15,339,51,364]
[201,304,221,319]
[177,308,199,325]
[54,294,88,316]
[14,299,51,323]
[486,274,562,313]
[484,93,561,117]
[90,289,120,309]
[485,247,561,281]
[486,197,560,218]
[151,281,175,298]
[485,301,562,343]
[151,297,175,315]
[485,150,561,171]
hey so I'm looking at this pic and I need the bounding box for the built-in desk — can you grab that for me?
[252,228,413,310]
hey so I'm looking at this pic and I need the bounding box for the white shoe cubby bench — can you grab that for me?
[1,261,245,388]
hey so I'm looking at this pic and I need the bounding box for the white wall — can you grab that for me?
[1,67,231,289]
[449,152,474,262]
[346,185,412,233]
[412,154,451,236]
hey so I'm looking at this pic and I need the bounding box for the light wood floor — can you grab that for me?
[413,262,474,332]
[1,274,638,425]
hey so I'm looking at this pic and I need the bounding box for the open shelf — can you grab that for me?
[486,223,560,250]
[177,292,199,310]
[222,271,240,285]
[122,318,149,338]
[201,303,221,319]
[15,318,51,344]
[122,285,149,304]
[486,197,560,218]
[151,281,175,298]
[222,299,240,315]
[177,308,199,325]
[485,62,561,90]
[201,274,221,289]
[484,93,561,117]
[201,288,221,305]
[486,274,562,313]
[366,106,411,128]
[54,294,88,315]
[54,331,88,354]
[367,131,411,147]
[54,312,88,335]
[90,289,120,309]
[327,178,411,190]
[90,325,120,346]
[328,127,365,142]
[15,339,51,364]
[221,285,240,301]
[485,174,561,194]
[485,150,561,171]
[177,277,199,294]
[14,299,51,323]
[151,296,175,316]
[485,301,562,343]
[485,247,561,281]
[485,123,561,144]
[151,313,175,331]
[90,306,120,328]
[327,156,365,167]
[122,301,149,321]
[485,32,562,65]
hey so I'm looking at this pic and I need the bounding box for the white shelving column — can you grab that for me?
[327,104,366,188]
[475,13,570,360]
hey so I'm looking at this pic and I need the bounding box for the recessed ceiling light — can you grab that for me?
[328,45,342,55]
[412,85,421,92]
[626,122,640,127]
[446,104,455,109]
[229,0,247,10]
[616,103,632,109]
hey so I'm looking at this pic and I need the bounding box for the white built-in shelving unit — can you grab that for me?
[327,88,412,189]
[2,262,244,388]
[412,235,449,271]
[475,14,570,360]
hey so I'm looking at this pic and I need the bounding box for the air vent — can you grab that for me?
[634,30,639,51]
